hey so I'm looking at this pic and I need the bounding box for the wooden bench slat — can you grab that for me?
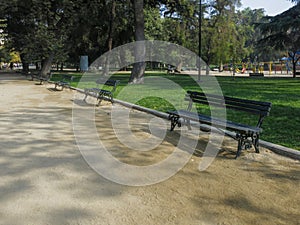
[188,91,271,107]
[187,91,272,116]
[189,98,270,116]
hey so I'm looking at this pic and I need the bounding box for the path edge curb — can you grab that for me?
[74,87,300,161]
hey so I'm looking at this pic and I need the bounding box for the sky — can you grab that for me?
[239,0,295,16]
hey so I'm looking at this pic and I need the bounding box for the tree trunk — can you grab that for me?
[289,51,300,78]
[41,53,54,77]
[35,62,40,70]
[292,61,296,78]
[103,0,116,76]
[119,47,128,71]
[176,60,182,73]
[20,53,29,74]
[129,0,146,84]
[206,65,210,75]
[219,62,223,72]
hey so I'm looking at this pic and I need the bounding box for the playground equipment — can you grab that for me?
[241,61,295,75]
[225,59,299,75]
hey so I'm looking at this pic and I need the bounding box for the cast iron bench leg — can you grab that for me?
[96,93,104,106]
[236,138,243,159]
[169,115,181,131]
[253,134,260,153]
[83,94,88,102]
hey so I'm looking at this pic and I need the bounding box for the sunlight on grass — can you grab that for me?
[56,71,300,150]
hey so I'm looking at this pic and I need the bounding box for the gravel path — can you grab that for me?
[0,71,299,225]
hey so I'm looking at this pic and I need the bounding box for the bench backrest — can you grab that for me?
[186,91,272,118]
[61,75,74,81]
[95,78,120,92]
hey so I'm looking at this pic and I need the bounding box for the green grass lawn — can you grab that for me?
[52,71,300,150]
[216,77,300,150]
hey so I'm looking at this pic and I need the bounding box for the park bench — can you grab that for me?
[249,73,264,77]
[16,69,29,77]
[30,71,52,85]
[167,66,175,74]
[54,74,74,90]
[83,78,120,106]
[167,91,272,158]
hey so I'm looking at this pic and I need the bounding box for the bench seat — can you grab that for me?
[168,110,261,134]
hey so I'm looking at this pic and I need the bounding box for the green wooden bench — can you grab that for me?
[167,91,272,158]
[30,71,52,85]
[83,78,119,106]
[54,75,74,90]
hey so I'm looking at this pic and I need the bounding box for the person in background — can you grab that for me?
[9,62,14,70]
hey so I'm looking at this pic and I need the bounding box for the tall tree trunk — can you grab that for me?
[129,0,146,84]
[103,0,116,76]
[289,51,300,78]
[20,53,29,74]
[119,47,128,71]
[41,53,54,77]
[292,60,296,78]
[176,60,182,73]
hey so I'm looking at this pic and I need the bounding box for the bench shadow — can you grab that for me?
[72,98,96,107]
[140,125,238,159]
[47,87,62,92]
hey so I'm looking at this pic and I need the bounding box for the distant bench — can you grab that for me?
[167,91,272,158]
[30,72,52,85]
[167,66,175,74]
[83,78,120,106]
[249,73,264,77]
[54,75,74,90]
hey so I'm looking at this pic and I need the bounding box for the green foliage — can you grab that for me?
[235,8,265,61]
[0,46,11,63]
[257,4,300,51]
[1,0,77,65]
[256,4,300,77]
[144,6,164,40]
[160,0,199,50]
[0,0,298,76]
[201,1,237,64]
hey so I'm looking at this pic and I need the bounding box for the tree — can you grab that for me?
[129,0,146,84]
[257,3,300,77]
[0,46,11,67]
[235,8,267,65]
[0,0,101,76]
[103,0,116,76]
[200,0,243,73]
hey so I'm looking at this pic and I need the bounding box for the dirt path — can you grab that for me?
[0,72,299,225]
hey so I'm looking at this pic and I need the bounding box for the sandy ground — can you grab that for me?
[0,71,299,225]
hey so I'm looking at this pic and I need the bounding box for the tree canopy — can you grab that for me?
[257,1,300,77]
[0,0,298,78]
